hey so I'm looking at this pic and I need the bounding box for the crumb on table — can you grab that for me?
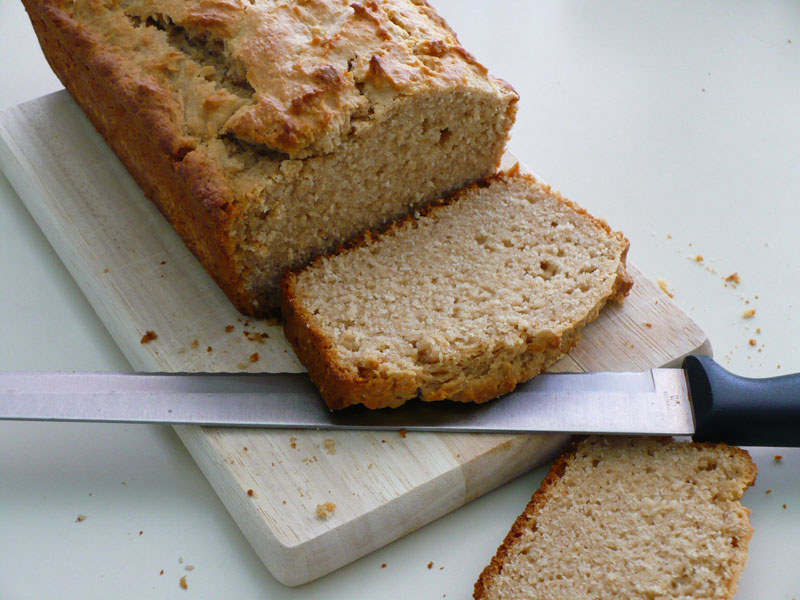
[725,272,741,284]
[140,330,157,344]
[316,501,337,520]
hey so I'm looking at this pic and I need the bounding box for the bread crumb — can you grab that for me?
[775,455,783,462]
[178,557,183,564]
[244,331,270,343]
[225,325,234,332]
[427,561,434,569]
[190,339,199,349]
[237,362,248,369]
[247,489,255,497]
[140,330,157,344]
[783,503,787,509]
[756,328,762,334]
[694,255,704,262]
[290,436,298,449]
[249,352,259,362]
[282,500,287,505]
[725,272,741,284]
[243,446,248,452]
[160,260,167,265]
[179,575,188,590]
[645,322,653,328]
[743,309,756,319]
[399,428,408,438]
[323,438,337,455]
[316,501,337,520]
[76,514,87,522]
[749,339,757,346]
[656,279,674,298]
[159,569,164,575]
[139,530,143,536]
[185,565,194,572]
[381,563,387,568]
[766,489,772,494]
[207,346,213,352]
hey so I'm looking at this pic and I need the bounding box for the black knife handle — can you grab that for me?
[683,355,800,446]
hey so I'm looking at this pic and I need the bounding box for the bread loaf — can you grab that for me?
[23,0,517,315]
[474,436,758,600]
[282,169,632,409]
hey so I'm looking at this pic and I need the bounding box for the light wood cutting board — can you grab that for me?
[0,91,710,586]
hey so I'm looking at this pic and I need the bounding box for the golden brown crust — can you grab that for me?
[23,0,262,316]
[472,438,758,600]
[281,170,633,410]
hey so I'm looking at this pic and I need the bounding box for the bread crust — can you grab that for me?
[23,0,263,315]
[281,170,633,410]
[473,437,758,600]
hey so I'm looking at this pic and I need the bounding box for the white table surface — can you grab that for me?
[1,1,798,598]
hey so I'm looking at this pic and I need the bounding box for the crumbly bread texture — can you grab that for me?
[23,0,517,315]
[474,436,758,600]
[282,169,632,410]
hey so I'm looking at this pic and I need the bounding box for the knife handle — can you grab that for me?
[683,355,800,447]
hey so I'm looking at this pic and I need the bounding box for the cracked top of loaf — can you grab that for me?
[66,0,514,158]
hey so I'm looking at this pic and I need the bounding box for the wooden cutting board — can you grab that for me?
[0,91,710,586]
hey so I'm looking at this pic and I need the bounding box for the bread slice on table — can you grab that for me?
[474,436,758,600]
[282,168,632,410]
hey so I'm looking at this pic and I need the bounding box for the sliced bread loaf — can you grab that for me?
[474,436,758,600]
[282,168,632,410]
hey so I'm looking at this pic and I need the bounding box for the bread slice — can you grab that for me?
[474,436,758,600]
[282,168,632,410]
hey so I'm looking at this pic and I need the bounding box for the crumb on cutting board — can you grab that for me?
[76,514,87,523]
[656,279,674,298]
[743,309,756,318]
[427,561,434,569]
[190,339,199,349]
[225,325,234,332]
[179,575,188,590]
[140,330,157,344]
[399,428,408,438]
[249,352,259,363]
[316,502,337,520]
[323,438,337,455]
[749,339,757,346]
[247,489,255,497]
[775,455,783,462]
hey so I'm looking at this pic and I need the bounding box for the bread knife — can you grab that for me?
[1,355,798,446]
